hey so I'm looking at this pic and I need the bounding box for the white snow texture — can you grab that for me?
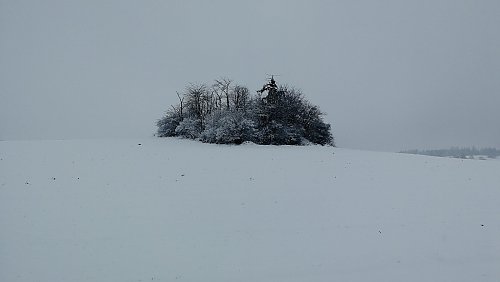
[1,138,499,282]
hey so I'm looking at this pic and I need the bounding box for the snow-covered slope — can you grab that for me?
[1,139,499,282]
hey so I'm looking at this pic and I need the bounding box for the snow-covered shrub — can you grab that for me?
[300,103,335,146]
[156,110,182,137]
[216,112,256,144]
[303,118,333,146]
[175,117,201,139]
[199,111,221,143]
[256,121,302,145]
[200,110,256,144]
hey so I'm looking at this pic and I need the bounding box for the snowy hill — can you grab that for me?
[1,139,499,282]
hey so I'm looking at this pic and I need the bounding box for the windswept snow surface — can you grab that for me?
[1,139,499,282]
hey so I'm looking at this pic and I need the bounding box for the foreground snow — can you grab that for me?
[1,138,499,282]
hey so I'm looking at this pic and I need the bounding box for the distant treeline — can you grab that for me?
[400,147,500,159]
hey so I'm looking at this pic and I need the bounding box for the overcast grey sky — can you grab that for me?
[1,0,499,151]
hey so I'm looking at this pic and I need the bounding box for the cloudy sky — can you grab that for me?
[1,0,499,151]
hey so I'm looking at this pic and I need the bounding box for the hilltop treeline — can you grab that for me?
[156,78,334,146]
[400,147,500,159]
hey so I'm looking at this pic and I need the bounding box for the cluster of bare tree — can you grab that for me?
[157,78,334,146]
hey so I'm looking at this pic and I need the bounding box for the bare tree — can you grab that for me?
[231,85,250,111]
[213,78,232,110]
[185,84,211,131]
[170,92,184,118]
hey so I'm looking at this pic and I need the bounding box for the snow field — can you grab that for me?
[1,138,499,282]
